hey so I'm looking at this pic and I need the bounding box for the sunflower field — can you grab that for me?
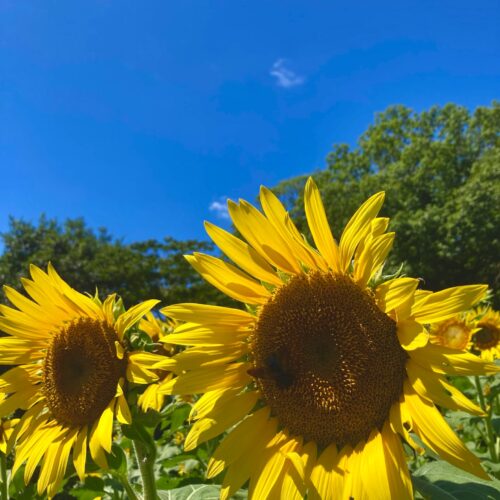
[0,104,499,500]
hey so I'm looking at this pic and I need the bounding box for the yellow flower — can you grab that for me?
[470,307,500,361]
[158,179,498,500]
[430,316,473,350]
[0,264,169,497]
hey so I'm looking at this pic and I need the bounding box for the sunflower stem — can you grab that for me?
[110,470,139,500]
[0,452,7,500]
[132,439,157,500]
[475,376,498,463]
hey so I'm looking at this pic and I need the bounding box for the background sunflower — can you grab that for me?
[0,265,170,497]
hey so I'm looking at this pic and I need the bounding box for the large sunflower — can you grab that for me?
[0,264,168,497]
[160,178,498,499]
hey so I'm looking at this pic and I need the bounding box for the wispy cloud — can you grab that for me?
[270,59,305,88]
[209,199,230,220]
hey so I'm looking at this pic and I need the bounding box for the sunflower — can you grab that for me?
[137,312,176,412]
[158,178,498,500]
[470,307,500,361]
[430,315,473,350]
[0,264,169,497]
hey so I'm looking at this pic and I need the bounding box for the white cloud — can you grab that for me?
[270,59,305,88]
[209,199,230,220]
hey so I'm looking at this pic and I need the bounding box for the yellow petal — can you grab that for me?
[411,285,487,324]
[389,399,424,454]
[0,337,45,365]
[404,382,489,480]
[95,399,115,453]
[376,278,419,313]
[128,351,169,368]
[184,391,258,451]
[161,303,254,325]
[186,253,270,305]
[207,407,270,478]
[380,422,413,499]
[342,445,364,500]
[190,386,240,421]
[339,191,385,273]
[397,319,429,350]
[73,426,88,481]
[116,391,132,424]
[0,386,40,417]
[89,417,109,469]
[354,232,395,287]
[220,418,279,500]
[310,443,343,500]
[174,344,248,372]
[252,436,300,500]
[20,423,63,484]
[406,360,485,416]
[159,362,252,395]
[359,427,412,500]
[228,199,300,274]
[40,428,78,498]
[138,382,167,412]
[102,293,117,325]
[126,361,158,384]
[281,464,304,500]
[165,323,248,346]
[260,185,325,271]
[3,285,50,324]
[115,299,160,340]
[205,221,282,286]
[410,344,500,375]
[304,177,341,272]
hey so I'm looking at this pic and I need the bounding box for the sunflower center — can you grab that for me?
[251,272,408,448]
[44,317,126,426]
[436,320,470,350]
[474,322,500,350]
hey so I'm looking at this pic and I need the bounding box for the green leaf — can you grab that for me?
[158,484,247,500]
[108,443,128,475]
[170,404,191,432]
[413,460,500,499]
[70,476,106,500]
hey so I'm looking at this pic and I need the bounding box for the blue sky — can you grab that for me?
[1,0,499,243]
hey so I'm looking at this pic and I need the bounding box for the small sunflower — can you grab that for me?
[0,264,169,497]
[470,307,500,361]
[159,178,498,500]
[137,312,176,412]
[430,315,473,350]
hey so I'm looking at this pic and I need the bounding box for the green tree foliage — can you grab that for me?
[0,216,232,307]
[274,102,500,304]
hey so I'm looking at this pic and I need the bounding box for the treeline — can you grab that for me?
[1,102,498,307]
[274,102,500,305]
[0,217,232,307]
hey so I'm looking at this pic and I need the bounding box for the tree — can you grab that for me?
[273,102,500,304]
[0,216,232,308]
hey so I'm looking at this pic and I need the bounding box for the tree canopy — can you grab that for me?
[0,216,231,307]
[273,102,500,305]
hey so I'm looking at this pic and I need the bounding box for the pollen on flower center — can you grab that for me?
[44,317,127,426]
[435,319,471,350]
[251,271,408,448]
